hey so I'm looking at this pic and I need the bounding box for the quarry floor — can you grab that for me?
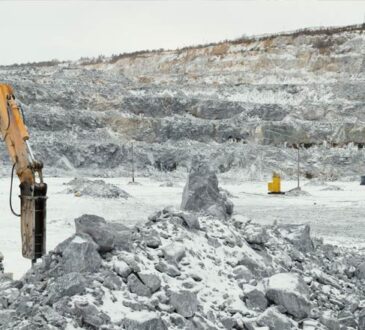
[1,176,365,279]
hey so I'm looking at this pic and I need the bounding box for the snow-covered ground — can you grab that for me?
[1,176,365,279]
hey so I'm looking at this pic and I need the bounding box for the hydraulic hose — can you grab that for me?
[10,163,20,217]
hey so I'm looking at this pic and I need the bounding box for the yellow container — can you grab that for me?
[268,173,282,194]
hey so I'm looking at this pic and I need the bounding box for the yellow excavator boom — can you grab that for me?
[0,84,47,263]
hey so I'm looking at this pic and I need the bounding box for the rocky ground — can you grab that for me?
[1,161,365,329]
[1,207,365,329]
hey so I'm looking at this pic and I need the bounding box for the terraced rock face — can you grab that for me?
[0,25,365,179]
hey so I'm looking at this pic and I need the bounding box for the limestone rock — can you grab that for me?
[178,212,200,230]
[162,243,186,264]
[359,309,365,330]
[103,271,123,290]
[139,273,161,293]
[311,268,340,289]
[127,274,151,297]
[181,156,233,219]
[242,285,268,312]
[265,273,311,319]
[237,241,272,277]
[113,259,132,278]
[355,261,365,279]
[256,307,293,330]
[338,310,357,328]
[47,272,86,304]
[233,265,255,282]
[319,310,340,330]
[277,224,314,253]
[75,214,114,252]
[74,301,111,328]
[155,261,181,277]
[61,235,102,273]
[36,306,66,328]
[243,225,269,245]
[170,290,198,318]
[123,311,167,330]
[143,230,162,248]
[0,310,16,326]
[75,214,132,252]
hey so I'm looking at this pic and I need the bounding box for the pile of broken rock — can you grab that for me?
[1,208,365,329]
[64,178,130,199]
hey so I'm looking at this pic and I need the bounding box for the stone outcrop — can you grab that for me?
[181,156,233,219]
[1,26,365,180]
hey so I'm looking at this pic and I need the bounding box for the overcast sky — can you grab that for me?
[0,0,364,65]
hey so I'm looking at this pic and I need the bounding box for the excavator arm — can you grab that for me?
[0,84,47,263]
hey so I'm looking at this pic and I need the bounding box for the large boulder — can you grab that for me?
[75,215,114,252]
[47,272,86,304]
[75,214,132,252]
[60,234,102,273]
[265,273,311,319]
[181,156,233,219]
[277,224,314,253]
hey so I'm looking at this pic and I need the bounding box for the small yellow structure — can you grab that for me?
[268,172,284,194]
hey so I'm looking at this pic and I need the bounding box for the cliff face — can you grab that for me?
[0,25,365,179]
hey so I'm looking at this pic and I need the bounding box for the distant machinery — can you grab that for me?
[268,172,284,194]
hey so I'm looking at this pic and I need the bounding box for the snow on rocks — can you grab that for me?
[286,187,311,196]
[122,311,167,330]
[1,207,365,329]
[264,272,311,319]
[65,177,130,199]
[162,242,186,264]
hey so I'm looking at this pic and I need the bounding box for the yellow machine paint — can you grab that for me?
[268,172,284,194]
[0,84,47,263]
